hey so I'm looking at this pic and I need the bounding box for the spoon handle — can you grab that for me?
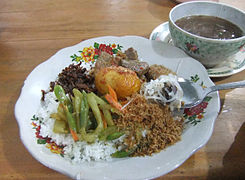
[209,80,245,92]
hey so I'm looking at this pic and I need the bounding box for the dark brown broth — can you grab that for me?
[175,15,244,39]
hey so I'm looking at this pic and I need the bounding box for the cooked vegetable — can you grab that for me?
[50,113,63,121]
[73,88,83,99]
[74,95,81,129]
[80,91,89,130]
[105,94,122,111]
[79,129,97,143]
[98,126,118,141]
[62,104,78,141]
[111,149,133,158]
[107,84,117,101]
[101,108,114,126]
[106,132,124,140]
[87,93,103,134]
[53,120,69,134]
[101,111,107,128]
[91,92,115,126]
[54,85,73,112]
[76,91,98,143]
[57,103,67,121]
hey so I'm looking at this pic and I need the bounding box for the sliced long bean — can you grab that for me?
[62,104,78,141]
[87,93,103,134]
[98,126,117,141]
[102,108,114,126]
[80,91,89,130]
[54,85,73,112]
[73,88,83,99]
[72,89,83,130]
[111,150,133,158]
[107,132,124,140]
[91,92,115,126]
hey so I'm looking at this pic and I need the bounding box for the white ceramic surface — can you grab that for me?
[150,22,245,77]
[15,36,220,180]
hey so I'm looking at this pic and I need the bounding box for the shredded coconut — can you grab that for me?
[140,74,183,110]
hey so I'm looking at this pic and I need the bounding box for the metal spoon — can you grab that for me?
[178,77,245,109]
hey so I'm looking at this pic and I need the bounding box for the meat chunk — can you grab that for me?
[94,51,114,72]
[94,47,150,78]
[146,64,175,80]
[125,47,138,60]
[94,51,120,74]
[121,59,149,77]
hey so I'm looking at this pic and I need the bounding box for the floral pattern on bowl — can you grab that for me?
[168,1,245,68]
[169,20,245,67]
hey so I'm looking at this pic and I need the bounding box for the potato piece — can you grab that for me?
[95,66,141,98]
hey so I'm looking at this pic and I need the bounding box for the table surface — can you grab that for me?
[1,0,245,179]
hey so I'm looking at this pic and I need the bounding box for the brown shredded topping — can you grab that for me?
[50,63,96,95]
[115,94,183,156]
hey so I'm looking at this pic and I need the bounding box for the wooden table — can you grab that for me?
[1,0,244,179]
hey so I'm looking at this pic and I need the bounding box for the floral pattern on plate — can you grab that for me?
[15,36,219,180]
[31,44,212,156]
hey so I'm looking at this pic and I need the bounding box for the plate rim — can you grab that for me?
[15,35,220,180]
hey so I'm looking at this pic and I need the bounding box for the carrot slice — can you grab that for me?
[107,85,118,102]
[100,111,107,129]
[70,128,79,141]
[105,94,123,111]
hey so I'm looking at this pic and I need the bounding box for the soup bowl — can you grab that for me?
[169,1,245,68]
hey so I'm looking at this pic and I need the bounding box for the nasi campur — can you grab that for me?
[33,43,186,162]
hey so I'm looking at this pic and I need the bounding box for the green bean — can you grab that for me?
[107,132,124,141]
[62,104,77,133]
[111,150,133,158]
[90,92,115,126]
[98,126,117,141]
[54,85,73,112]
[102,108,114,126]
[80,91,89,129]
[73,88,83,99]
[86,111,97,131]
[87,93,103,134]
[98,103,121,115]
[74,95,81,129]
[54,85,66,102]
[72,89,82,128]
[91,92,107,105]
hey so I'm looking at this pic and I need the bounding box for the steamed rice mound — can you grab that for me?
[114,94,184,156]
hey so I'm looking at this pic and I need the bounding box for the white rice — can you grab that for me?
[36,91,119,163]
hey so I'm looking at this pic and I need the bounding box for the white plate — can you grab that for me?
[15,36,220,180]
[150,22,245,78]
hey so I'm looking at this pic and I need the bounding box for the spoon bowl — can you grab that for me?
[178,78,245,108]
